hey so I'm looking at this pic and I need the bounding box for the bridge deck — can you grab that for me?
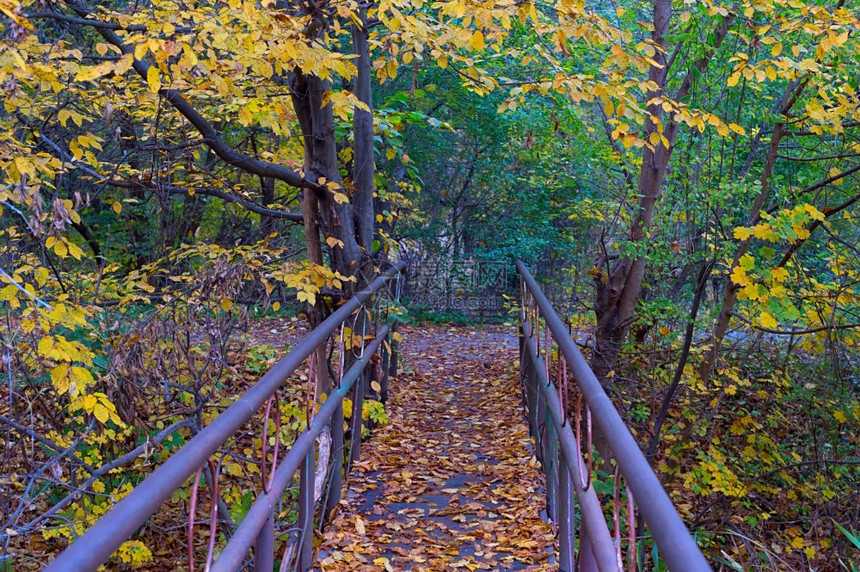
[315,325,557,571]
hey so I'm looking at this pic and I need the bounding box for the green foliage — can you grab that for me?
[405,300,477,326]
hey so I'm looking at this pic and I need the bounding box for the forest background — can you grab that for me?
[0,0,859,569]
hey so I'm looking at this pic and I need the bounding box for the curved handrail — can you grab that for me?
[46,262,405,571]
[517,261,711,572]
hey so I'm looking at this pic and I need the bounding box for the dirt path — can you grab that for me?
[315,325,557,571]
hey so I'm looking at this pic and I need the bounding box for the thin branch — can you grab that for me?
[62,1,321,193]
[33,128,304,222]
[29,11,148,31]
[0,413,96,474]
[776,152,860,162]
[728,311,860,336]
[774,187,860,268]
[765,162,860,215]
[755,459,860,481]
[0,268,51,309]
[5,418,195,538]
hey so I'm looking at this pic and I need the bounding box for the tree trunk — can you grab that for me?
[591,0,672,389]
[697,124,784,382]
[351,11,375,257]
[698,79,806,383]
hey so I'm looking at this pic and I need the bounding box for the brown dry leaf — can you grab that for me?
[314,325,557,570]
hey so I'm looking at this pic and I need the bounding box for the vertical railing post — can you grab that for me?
[348,362,365,471]
[544,413,559,522]
[521,331,539,440]
[325,399,344,520]
[579,517,598,572]
[557,453,575,572]
[298,448,314,571]
[535,384,547,459]
[388,321,399,378]
[253,511,274,572]
[380,333,391,403]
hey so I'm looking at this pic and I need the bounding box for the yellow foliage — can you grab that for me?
[116,540,153,568]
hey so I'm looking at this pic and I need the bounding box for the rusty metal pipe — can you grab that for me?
[522,318,618,571]
[210,326,389,572]
[45,264,403,572]
[517,261,711,572]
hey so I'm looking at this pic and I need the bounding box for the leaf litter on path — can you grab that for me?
[315,324,557,571]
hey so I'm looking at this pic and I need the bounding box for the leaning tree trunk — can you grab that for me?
[698,79,805,384]
[288,14,379,519]
[591,0,673,390]
[590,1,734,394]
[351,10,375,259]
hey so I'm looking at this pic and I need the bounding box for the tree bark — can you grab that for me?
[698,80,805,383]
[590,3,735,389]
[591,0,672,388]
[352,11,375,256]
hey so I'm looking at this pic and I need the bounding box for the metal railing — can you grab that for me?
[517,261,711,572]
[46,262,405,571]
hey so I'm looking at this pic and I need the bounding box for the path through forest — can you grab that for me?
[315,325,557,571]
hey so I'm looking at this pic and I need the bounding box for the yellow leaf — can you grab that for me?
[770,268,788,282]
[51,363,70,394]
[733,226,752,240]
[113,201,122,214]
[221,297,233,311]
[373,557,394,572]
[803,204,825,221]
[604,100,615,116]
[93,403,110,424]
[834,411,847,423]
[730,266,749,286]
[146,66,161,93]
[0,284,16,302]
[115,53,134,76]
[272,301,281,311]
[297,291,316,306]
[759,312,777,329]
[71,366,95,388]
[729,123,746,136]
[753,224,775,241]
[238,106,253,126]
[54,239,68,259]
[791,537,804,550]
[470,30,485,51]
[134,42,148,61]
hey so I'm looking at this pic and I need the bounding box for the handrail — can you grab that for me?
[517,261,711,572]
[47,262,405,571]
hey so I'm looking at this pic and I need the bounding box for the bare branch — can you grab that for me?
[728,311,860,336]
[61,1,321,193]
[33,127,304,222]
